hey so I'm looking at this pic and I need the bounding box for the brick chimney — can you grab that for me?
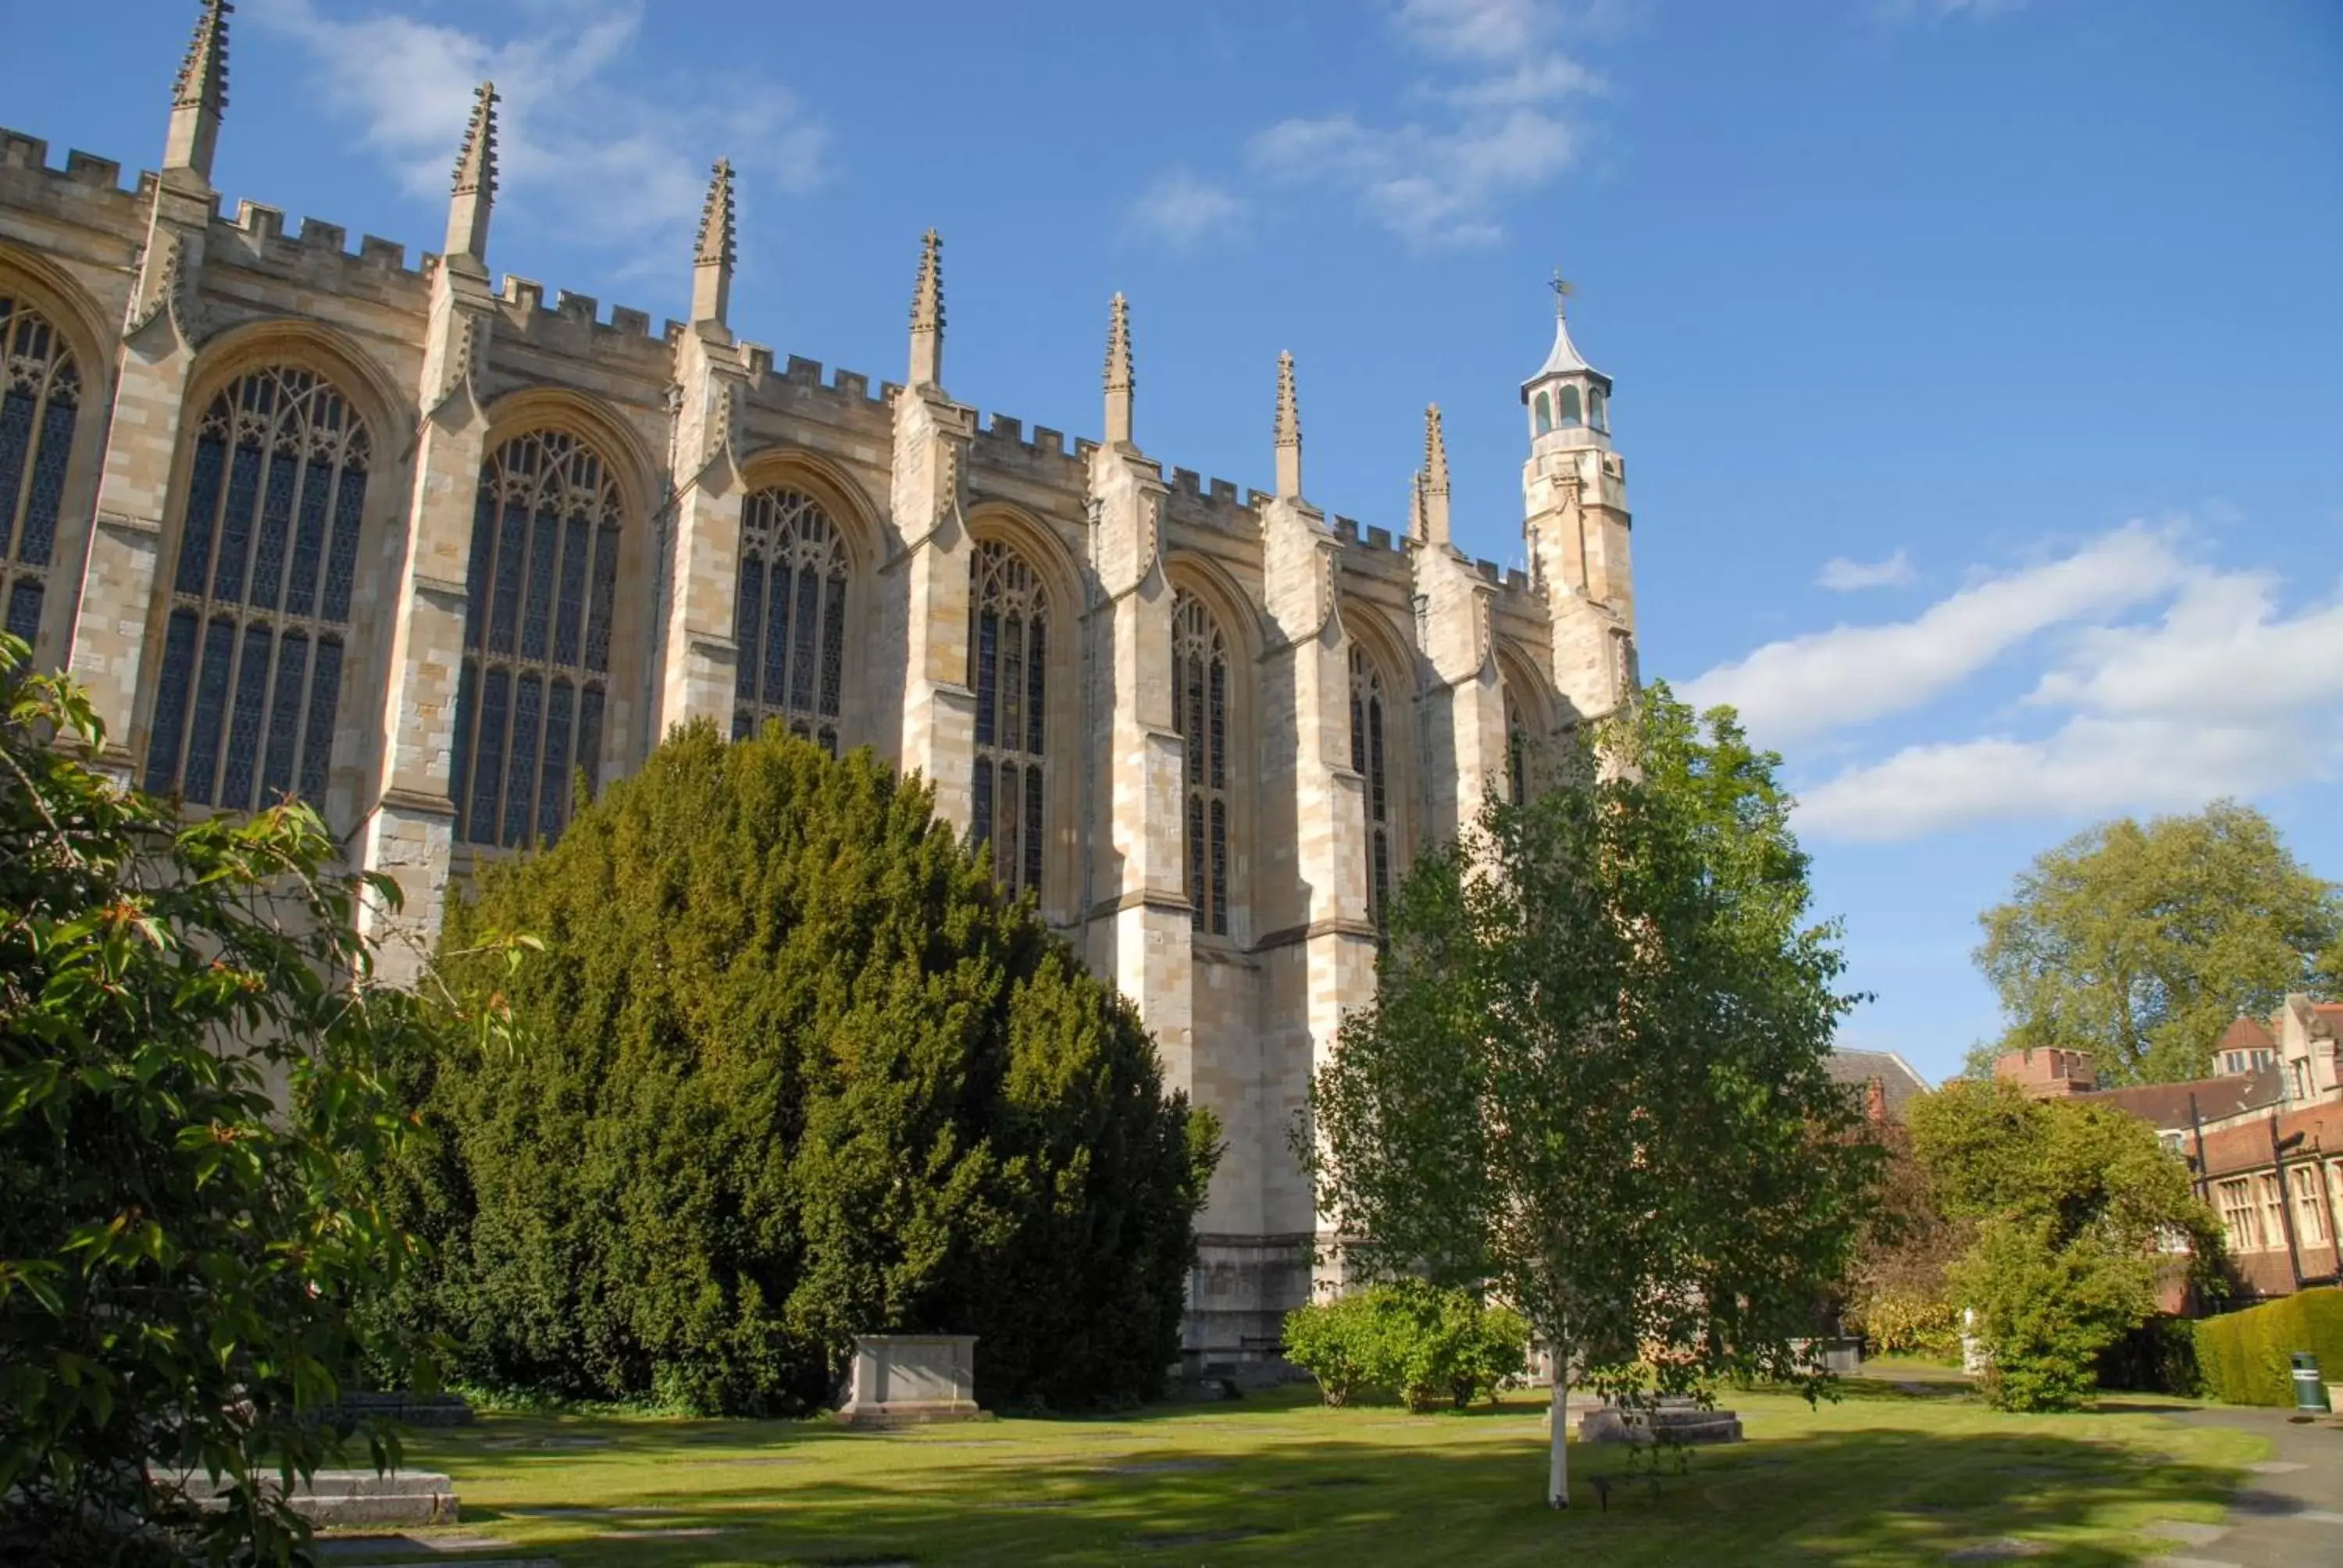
[1992,1046,2095,1100]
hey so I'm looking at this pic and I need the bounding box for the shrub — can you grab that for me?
[368,723,1216,1415]
[1282,1284,1528,1410]
[1282,1292,1391,1407]
[0,638,435,1566]
[1952,1217,2157,1412]
[2191,1288,2343,1407]
[1849,1288,1962,1359]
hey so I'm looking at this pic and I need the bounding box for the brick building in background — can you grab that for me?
[1996,997,2343,1301]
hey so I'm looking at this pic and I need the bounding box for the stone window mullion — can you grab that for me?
[146,365,369,818]
[455,429,623,849]
[968,539,1049,900]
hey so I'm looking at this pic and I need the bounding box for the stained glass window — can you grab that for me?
[1172,591,1232,936]
[0,296,83,651]
[968,539,1048,898]
[452,429,622,848]
[145,365,367,815]
[1350,646,1393,928]
[731,487,847,754]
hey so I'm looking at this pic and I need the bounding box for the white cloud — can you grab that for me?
[1817,548,1917,591]
[1397,0,1552,60]
[1684,525,2185,744]
[1250,102,1581,251]
[1439,55,1606,110]
[2029,570,2343,720]
[1792,564,2343,843]
[1874,0,2028,21]
[248,0,826,266]
[1122,169,1247,252]
[1211,0,1601,250]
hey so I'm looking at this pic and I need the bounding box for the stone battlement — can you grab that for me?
[0,130,134,194]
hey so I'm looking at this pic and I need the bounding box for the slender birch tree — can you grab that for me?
[1304,686,1878,1508]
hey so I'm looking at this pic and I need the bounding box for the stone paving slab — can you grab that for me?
[2156,1404,2343,1567]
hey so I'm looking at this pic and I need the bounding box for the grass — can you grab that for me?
[348,1381,2265,1566]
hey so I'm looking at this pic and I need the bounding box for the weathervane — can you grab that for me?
[1549,266,1574,315]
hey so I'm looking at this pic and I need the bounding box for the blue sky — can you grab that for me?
[12,0,2341,1082]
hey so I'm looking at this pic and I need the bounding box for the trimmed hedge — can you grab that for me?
[2191,1288,2343,1406]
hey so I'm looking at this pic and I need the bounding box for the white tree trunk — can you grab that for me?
[1547,1365,1570,1508]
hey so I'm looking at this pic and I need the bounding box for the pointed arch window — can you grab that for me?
[452,429,623,849]
[969,539,1048,898]
[733,486,847,753]
[1504,686,1531,805]
[1557,385,1584,428]
[1532,390,1553,437]
[1588,387,1608,433]
[1172,590,1231,936]
[1350,646,1393,928]
[145,365,368,814]
[0,296,83,650]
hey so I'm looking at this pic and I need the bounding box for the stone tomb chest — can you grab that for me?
[835,1335,985,1428]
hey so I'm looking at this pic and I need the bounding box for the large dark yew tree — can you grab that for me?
[374,723,1214,1414]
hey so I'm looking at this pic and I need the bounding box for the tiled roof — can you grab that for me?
[2077,1067,2285,1134]
[2218,1014,2277,1052]
[1826,1049,1930,1121]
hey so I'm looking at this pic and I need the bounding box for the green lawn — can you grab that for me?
[354,1380,2264,1566]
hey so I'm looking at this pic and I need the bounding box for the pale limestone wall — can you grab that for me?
[0,97,1636,1370]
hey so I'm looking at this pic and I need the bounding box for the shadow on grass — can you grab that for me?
[398,1408,2248,1567]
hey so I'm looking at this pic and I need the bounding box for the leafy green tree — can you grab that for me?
[1905,1077,2222,1410]
[1975,803,2340,1085]
[0,638,433,1566]
[373,722,1214,1415]
[1305,686,1878,1507]
[1842,1123,1967,1357]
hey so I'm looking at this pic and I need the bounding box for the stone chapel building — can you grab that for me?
[0,3,1639,1370]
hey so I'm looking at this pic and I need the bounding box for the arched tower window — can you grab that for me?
[1505,686,1531,805]
[0,296,83,648]
[970,539,1048,898]
[1587,387,1608,433]
[1349,645,1393,927]
[452,429,623,849]
[733,486,846,753]
[145,365,368,814]
[1557,385,1584,428]
[1172,590,1231,936]
[1532,390,1553,437]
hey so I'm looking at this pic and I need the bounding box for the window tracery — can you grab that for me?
[1505,685,1531,805]
[969,539,1048,898]
[1172,590,1231,936]
[731,486,847,754]
[451,429,622,849]
[1350,645,1393,927]
[145,364,367,814]
[0,295,82,650]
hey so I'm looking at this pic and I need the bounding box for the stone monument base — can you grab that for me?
[1577,1398,1743,1445]
[172,1469,458,1525]
[834,1334,987,1429]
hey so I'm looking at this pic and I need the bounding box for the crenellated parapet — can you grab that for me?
[0,2,1656,1380]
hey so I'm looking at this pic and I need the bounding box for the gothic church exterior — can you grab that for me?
[0,4,1639,1368]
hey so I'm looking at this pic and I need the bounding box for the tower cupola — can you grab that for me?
[1521,269,1611,453]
